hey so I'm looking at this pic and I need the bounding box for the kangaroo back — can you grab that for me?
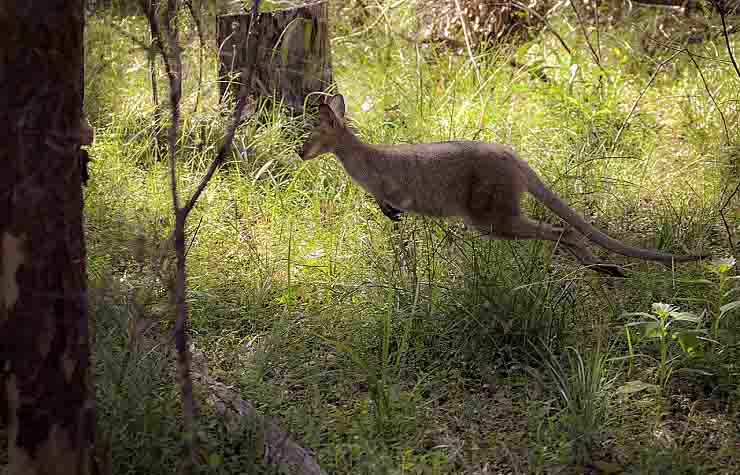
[518,163,704,263]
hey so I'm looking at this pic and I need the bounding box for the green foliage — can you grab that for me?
[80,2,740,473]
[622,302,706,387]
[539,341,611,465]
[700,257,740,339]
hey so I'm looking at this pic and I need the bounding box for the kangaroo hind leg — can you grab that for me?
[470,216,625,277]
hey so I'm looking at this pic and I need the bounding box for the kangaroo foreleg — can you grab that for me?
[377,199,402,222]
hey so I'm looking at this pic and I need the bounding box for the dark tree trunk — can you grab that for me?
[0,1,92,474]
[217,1,333,109]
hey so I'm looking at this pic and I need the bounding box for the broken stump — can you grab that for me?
[217,1,333,110]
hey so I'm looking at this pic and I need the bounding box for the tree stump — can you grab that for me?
[217,1,333,110]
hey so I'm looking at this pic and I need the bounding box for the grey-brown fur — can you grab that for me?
[299,94,707,276]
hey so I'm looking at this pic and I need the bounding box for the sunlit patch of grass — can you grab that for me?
[81,3,738,473]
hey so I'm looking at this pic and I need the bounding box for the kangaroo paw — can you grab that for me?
[379,202,402,222]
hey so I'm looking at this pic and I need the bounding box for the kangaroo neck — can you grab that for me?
[333,131,378,180]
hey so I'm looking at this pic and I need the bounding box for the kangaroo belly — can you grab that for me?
[387,194,458,217]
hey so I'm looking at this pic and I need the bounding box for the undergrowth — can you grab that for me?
[83,3,739,474]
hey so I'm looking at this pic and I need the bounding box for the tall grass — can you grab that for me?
[80,3,740,473]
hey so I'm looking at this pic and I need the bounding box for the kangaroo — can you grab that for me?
[299,94,706,277]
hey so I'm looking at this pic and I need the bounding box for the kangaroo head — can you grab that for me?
[299,94,347,160]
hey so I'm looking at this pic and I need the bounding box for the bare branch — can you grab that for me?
[162,0,183,211]
[716,0,740,81]
[162,1,199,472]
[182,0,262,217]
[140,0,198,472]
[185,0,205,114]
[569,0,605,73]
[189,349,326,474]
[609,49,683,154]
[688,54,730,144]
[140,0,177,94]
[108,21,151,50]
[719,208,736,251]
[507,1,572,56]
[452,0,482,85]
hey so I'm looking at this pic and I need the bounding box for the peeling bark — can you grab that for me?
[0,1,92,474]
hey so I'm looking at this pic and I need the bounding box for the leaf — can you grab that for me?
[676,278,713,284]
[640,321,662,338]
[625,320,655,327]
[673,331,702,354]
[675,368,713,376]
[253,159,275,181]
[671,312,701,323]
[616,380,660,394]
[723,288,739,298]
[317,334,370,374]
[207,453,223,468]
[719,300,740,316]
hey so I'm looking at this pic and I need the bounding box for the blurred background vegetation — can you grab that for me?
[79,0,739,473]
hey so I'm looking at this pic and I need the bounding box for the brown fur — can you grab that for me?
[299,94,707,276]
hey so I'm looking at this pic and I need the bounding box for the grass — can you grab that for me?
[81,3,740,474]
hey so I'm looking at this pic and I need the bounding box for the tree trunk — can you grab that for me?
[0,1,92,474]
[217,1,333,109]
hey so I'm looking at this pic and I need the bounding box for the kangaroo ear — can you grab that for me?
[319,104,338,127]
[327,94,345,123]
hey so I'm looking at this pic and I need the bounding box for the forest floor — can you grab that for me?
[82,5,739,474]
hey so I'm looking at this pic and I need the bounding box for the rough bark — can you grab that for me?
[0,1,92,474]
[217,1,333,109]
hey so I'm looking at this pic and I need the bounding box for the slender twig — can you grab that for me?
[716,0,740,81]
[163,0,199,471]
[610,49,683,154]
[688,55,730,144]
[185,0,205,114]
[105,18,150,49]
[594,0,601,63]
[452,0,482,85]
[140,0,176,95]
[507,1,572,56]
[161,1,199,471]
[145,9,163,160]
[155,0,262,279]
[722,179,740,209]
[140,0,198,472]
[149,45,160,112]
[645,35,733,64]
[185,216,204,258]
[720,179,740,251]
[332,0,409,43]
[182,0,262,217]
[719,208,736,251]
[713,0,739,252]
[570,0,605,73]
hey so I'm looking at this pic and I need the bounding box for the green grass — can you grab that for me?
[82,4,740,473]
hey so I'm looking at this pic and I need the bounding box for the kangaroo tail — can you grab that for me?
[519,163,706,264]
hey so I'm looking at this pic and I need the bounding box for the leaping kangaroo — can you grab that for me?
[298,94,706,277]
